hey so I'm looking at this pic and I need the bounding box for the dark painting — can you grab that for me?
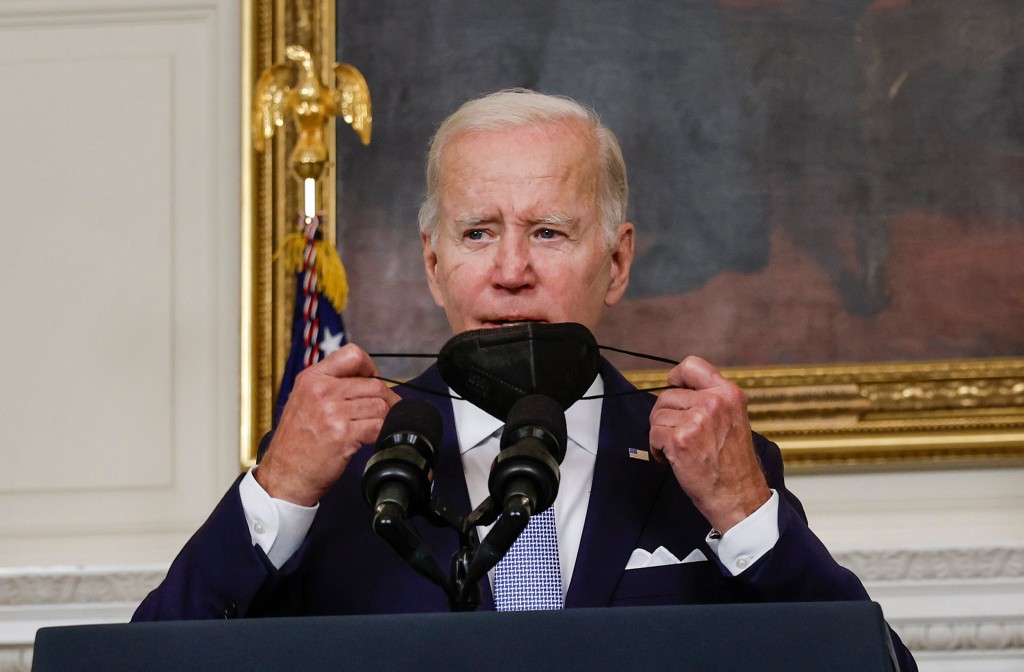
[334,0,1024,379]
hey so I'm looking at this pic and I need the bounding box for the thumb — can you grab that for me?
[667,355,729,391]
[309,343,380,379]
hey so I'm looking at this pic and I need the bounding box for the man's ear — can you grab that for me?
[604,221,634,307]
[421,231,445,307]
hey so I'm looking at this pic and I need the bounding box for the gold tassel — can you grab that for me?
[278,232,349,311]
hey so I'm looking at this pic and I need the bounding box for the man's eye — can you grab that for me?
[537,228,559,240]
[465,230,487,241]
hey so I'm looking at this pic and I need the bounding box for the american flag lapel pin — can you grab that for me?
[628,447,650,461]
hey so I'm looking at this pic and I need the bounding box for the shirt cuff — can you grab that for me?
[239,467,318,569]
[705,489,780,576]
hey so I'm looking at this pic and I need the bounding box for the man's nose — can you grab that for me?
[491,234,535,289]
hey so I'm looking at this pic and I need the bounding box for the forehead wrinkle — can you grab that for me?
[453,213,490,228]
[439,123,602,234]
[534,212,576,227]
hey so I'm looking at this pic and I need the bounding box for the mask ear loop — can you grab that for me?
[373,375,467,400]
[597,344,679,367]
[367,345,682,401]
[366,352,467,400]
[572,344,679,398]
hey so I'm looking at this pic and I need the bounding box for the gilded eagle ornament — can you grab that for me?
[253,44,372,180]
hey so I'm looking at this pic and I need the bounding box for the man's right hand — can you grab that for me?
[255,344,401,506]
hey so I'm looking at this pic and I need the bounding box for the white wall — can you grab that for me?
[0,0,239,668]
[0,2,1021,671]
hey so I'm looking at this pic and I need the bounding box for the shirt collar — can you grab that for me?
[451,375,605,455]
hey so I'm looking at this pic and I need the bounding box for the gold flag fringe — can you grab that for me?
[279,232,350,311]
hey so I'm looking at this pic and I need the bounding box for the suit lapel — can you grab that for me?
[565,360,668,608]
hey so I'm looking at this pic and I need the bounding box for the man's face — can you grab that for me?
[422,120,634,334]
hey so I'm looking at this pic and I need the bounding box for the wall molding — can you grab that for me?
[897,618,1024,652]
[0,647,30,672]
[835,547,1024,582]
[0,1,219,27]
[0,567,167,607]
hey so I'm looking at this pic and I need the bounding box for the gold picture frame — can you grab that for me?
[240,0,1024,470]
[241,0,339,468]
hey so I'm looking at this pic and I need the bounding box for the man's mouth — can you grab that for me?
[482,318,547,328]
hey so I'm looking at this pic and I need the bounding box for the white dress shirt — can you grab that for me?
[453,376,604,593]
[240,375,780,581]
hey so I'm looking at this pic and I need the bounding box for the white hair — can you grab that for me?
[417,89,629,246]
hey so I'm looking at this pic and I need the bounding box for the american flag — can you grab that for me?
[628,447,650,461]
[274,214,349,425]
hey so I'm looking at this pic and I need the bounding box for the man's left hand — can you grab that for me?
[649,355,772,535]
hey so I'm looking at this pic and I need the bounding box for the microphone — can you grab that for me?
[488,393,567,515]
[463,394,566,588]
[362,399,448,592]
[362,399,442,519]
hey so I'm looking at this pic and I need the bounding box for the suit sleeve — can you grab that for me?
[729,434,918,671]
[131,475,308,621]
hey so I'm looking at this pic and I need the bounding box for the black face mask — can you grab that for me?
[437,322,600,421]
[371,322,677,421]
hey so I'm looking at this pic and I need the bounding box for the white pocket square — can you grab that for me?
[625,546,707,569]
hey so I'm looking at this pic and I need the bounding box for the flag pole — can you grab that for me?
[304,177,318,220]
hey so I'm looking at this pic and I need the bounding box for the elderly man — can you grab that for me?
[134,89,915,671]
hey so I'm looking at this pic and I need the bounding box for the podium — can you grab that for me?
[33,601,898,672]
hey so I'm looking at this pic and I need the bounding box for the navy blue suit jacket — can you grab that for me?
[133,360,915,669]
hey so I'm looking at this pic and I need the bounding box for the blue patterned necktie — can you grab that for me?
[492,506,564,610]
